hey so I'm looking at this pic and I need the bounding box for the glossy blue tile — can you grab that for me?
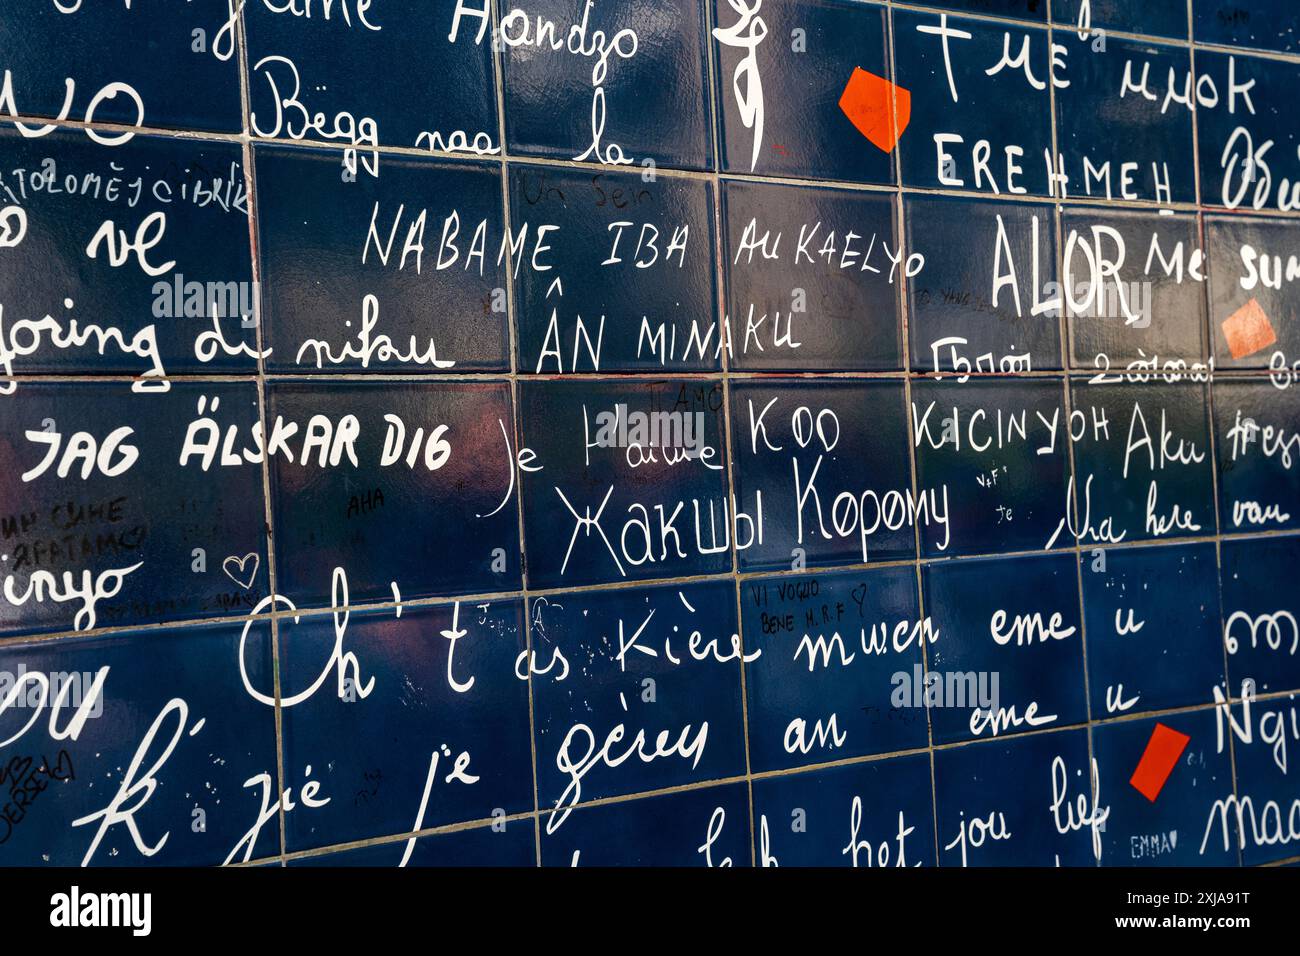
[290,820,536,866]
[933,728,1098,865]
[265,381,522,608]
[0,1,241,133]
[722,180,903,371]
[713,0,893,184]
[517,379,732,588]
[743,566,929,772]
[893,10,1052,196]
[0,621,276,865]
[731,379,915,570]
[907,196,1062,372]
[1206,215,1300,370]
[245,1,497,157]
[1093,709,1237,866]
[1215,379,1300,534]
[530,580,747,824]
[0,381,268,636]
[1195,0,1300,54]
[0,129,255,376]
[1080,542,1226,716]
[932,0,1047,20]
[256,145,509,373]
[501,0,713,170]
[912,377,1070,556]
[509,163,718,373]
[1227,694,1300,864]
[540,782,750,865]
[1053,0,1189,39]
[1068,379,1215,544]
[922,552,1087,744]
[1055,35,1195,204]
[1062,208,1209,370]
[278,600,531,852]
[751,755,936,866]
[1195,52,1300,211]
[1220,535,1300,696]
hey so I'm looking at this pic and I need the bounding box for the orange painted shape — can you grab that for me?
[1129,722,1191,803]
[1222,297,1278,360]
[838,67,911,154]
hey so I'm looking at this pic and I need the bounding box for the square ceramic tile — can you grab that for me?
[245,1,497,156]
[0,381,268,636]
[508,163,719,373]
[713,0,894,184]
[278,600,532,852]
[256,145,510,373]
[501,0,713,170]
[722,180,903,371]
[741,566,930,771]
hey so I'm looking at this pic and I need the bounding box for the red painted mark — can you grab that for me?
[838,67,911,154]
[1222,297,1278,360]
[772,143,788,156]
[1129,723,1191,803]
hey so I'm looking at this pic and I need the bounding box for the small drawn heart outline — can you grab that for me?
[222,552,259,590]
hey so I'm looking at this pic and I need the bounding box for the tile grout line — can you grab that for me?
[232,2,289,869]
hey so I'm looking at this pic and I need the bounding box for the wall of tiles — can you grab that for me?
[1,0,1298,867]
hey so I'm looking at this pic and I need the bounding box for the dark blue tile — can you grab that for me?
[517,379,732,588]
[289,821,536,866]
[1215,379,1300,534]
[278,600,531,852]
[1081,542,1226,716]
[508,163,718,373]
[751,755,936,866]
[922,552,1087,744]
[0,129,255,377]
[933,728,1099,865]
[245,1,497,158]
[713,0,893,184]
[0,1,241,133]
[907,196,1062,372]
[501,0,713,170]
[928,0,1047,20]
[1195,0,1300,54]
[912,377,1070,556]
[893,10,1053,196]
[731,379,915,570]
[530,580,747,826]
[1227,694,1300,864]
[0,621,276,865]
[1068,379,1215,544]
[1093,709,1237,866]
[742,567,930,772]
[1206,215,1300,370]
[723,180,903,371]
[1053,0,1189,39]
[1220,535,1300,696]
[1196,52,1300,212]
[265,381,522,608]
[1062,209,1209,370]
[1055,35,1195,204]
[0,381,268,636]
[540,781,749,865]
[256,145,509,373]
